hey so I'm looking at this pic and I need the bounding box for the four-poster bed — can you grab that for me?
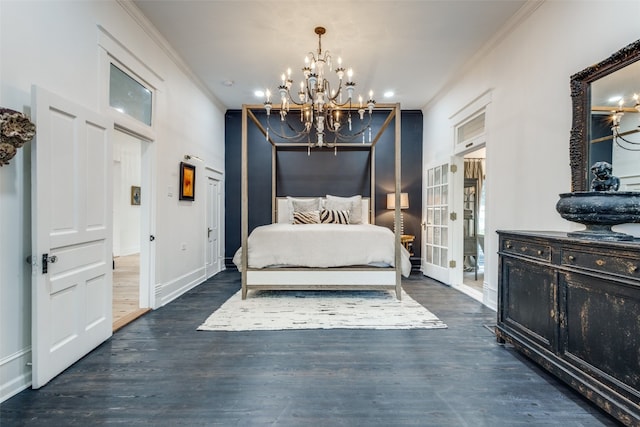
[239,103,405,299]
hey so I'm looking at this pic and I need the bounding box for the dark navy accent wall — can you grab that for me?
[374,110,424,264]
[276,147,371,197]
[225,109,423,268]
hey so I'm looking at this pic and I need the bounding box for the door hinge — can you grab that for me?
[449,260,456,268]
[450,212,457,221]
[450,164,458,173]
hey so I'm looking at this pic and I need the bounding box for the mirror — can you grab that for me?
[569,39,640,192]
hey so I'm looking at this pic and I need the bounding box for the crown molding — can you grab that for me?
[116,0,226,111]
[422,0,546,111]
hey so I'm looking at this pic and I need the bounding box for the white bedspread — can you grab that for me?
[233,223,412,277]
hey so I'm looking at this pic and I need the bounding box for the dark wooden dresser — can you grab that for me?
[496,230,640,426]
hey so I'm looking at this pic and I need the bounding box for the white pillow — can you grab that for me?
[324,195,362,224]
[286,197,322,223]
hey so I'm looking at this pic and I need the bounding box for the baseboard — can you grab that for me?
[0,347,32,403]
[159,267,206,307]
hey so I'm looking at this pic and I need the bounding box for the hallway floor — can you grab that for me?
[0,271,618,426]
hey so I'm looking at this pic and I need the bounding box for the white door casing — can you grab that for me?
[31,86,113,388]
[206,175,221,278]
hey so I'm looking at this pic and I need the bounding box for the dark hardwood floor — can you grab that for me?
[1,271,619,426]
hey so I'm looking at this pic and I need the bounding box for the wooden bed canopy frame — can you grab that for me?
[240,102,403,299]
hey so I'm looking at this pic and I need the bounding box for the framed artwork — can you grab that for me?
[131,185,141,205]
[179,162,195,201]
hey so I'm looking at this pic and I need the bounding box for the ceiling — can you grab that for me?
[132,0,529,110]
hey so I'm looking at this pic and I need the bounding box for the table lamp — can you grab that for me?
[386,192,409,234]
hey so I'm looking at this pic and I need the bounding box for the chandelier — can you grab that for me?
[610,93,640,151]
[263,26,376,153]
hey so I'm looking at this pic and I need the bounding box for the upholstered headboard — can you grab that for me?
[275,197,370,224]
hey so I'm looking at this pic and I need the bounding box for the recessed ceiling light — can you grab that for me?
[222,80,234,87]
[384,91,394,98]
[254,90,265,98]
[608,95,623,103]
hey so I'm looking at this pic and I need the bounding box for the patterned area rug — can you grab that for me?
[197,289,448,331]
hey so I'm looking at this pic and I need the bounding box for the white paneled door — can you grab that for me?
[31,86,113,388]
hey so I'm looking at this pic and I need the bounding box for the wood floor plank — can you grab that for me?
[0,271,619,426]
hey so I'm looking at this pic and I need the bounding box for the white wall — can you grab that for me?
[0,0,225,401]
[423,0,640,309]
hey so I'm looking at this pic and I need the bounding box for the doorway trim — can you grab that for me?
[450,146,486,304]
[447,90,491,305]
[98,25,164,309]
[205,168,224,278]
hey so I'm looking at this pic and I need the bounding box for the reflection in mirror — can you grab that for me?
[569,39,640,191]
[591,59,640,191]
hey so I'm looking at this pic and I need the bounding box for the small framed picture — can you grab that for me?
[179,162,195,201]
[131,186,141,205]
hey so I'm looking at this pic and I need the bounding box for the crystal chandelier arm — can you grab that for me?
[265,113,310,141]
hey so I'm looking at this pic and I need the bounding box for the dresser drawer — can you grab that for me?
[562,248,640,280]
[502,238,551,262]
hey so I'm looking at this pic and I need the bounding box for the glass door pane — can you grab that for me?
[424,163,449,269]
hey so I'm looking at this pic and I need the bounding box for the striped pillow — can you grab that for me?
[320,209,350,224]
[293,210,320,224]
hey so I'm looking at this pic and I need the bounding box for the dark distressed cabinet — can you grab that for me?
[496,231,640,426]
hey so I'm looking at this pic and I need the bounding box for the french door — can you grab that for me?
[422,161,453,283]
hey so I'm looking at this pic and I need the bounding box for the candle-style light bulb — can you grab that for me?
[347,68,353,82]
[369,90,373,100]
[266,89,271,102]
[287,68,291,78]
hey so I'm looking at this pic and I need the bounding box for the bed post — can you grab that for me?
[241,105,249,299]
[394,103,402,300]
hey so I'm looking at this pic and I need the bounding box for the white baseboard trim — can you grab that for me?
[159,267,206,307]
[1,347,32,403]
[483,284,497,311]
[451,282,484,304]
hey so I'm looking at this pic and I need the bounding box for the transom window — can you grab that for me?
[109,63,153,126]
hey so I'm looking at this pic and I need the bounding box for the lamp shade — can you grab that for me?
[387,193,409,209]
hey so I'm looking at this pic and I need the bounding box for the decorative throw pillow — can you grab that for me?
[320,209,350,224]
[293,210,320,224]
[286,197,321,223]
[325,195,363,224]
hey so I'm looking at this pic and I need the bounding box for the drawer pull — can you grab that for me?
[631,265,639,273]
[596,259,605,266]
[505,243,512,249]
[568,255,575,262]
[537,250,543,255]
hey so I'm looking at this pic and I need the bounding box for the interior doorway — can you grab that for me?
[461,148,486,297]
[112,130,150,331]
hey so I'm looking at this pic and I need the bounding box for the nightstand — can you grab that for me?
[400,234,415,256]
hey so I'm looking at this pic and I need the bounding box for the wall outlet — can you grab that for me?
[180,243,187,251]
